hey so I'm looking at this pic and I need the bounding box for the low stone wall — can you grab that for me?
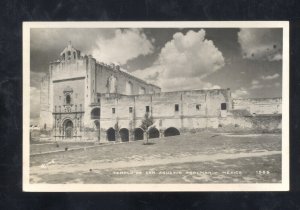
[180,115,281,134]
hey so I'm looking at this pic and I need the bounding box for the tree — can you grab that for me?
[114,121,120,142]
[140,112,154,144]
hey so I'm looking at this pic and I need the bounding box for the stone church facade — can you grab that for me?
[39,43,282,142]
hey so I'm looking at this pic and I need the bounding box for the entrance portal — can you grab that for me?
[107,128,115,141]
[134,128,144,140]
[149,127,160,139]
[64,120,73,138]
[119,128,129,142]
[164,127,180,137]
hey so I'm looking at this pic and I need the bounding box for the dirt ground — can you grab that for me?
[29,132,282,184]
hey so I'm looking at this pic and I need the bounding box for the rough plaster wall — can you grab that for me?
[219,115,282,132]
[233,98,282,115]
[134,94,152,119]
[182,91,206,117]
[152,92,182,117]
[39,75,53,129]
[51,59,86,81]
[98,89,232,132]
[52,78,85,112]
[94,63,161,96]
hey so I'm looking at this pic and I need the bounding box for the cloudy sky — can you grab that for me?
[30,27,283,123]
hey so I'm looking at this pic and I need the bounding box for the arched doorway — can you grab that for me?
[107,127,115,141]
[149,127,160,139]
[91,108,100,119]
[134,128,144,140]
[164,127,180,137]
[64,120,73,138]
[119,128,129,142]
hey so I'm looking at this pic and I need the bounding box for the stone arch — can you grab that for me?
[107,127,115,141]
[119,128,129,142]
[149,127,160,139]
[91,107,100,119]
[63,119,74,138]
[164,127,180,137]
[134,128,144,140]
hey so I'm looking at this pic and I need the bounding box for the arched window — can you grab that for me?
[66,95,71,105]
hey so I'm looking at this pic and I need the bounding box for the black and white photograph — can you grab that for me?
[23,21,289,191]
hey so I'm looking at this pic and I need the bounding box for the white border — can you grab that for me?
[23,21,289,192]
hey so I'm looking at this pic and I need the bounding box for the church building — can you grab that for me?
[39,43,282,142]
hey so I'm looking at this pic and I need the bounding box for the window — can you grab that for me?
[75,105,77,111]
[66,95,71,105]
[68,51,71,56]
[97,98,100,103]
[146,106,150,112]
[112,108,115,114]
[196,104,201,110]
[80,104,82,111]
[221,103,227,110]
[59,96,61,100]
[59,106,61,112]
[175,104,179,112]
[55,106,57,112]
[129,107,133,113]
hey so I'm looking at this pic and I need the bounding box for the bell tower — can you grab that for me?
[60,41,81,62]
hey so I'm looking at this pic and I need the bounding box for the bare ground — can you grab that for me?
[29,133,282,184]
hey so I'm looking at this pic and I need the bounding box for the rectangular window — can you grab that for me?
[175,104,179,112]
[59,96,61,100]
[221,103,227,110]
[146,106,150,112]
[196,104,201,110]
[129,107,133,113]
[97,98,100,103]
[54,106,57,112]
[112,108,115,114]
[80,104,82,111]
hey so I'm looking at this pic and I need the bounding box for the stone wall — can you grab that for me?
[99,89,232,132]
[39,74,53,129]
[233,98,282,115]
[93,61,161,96]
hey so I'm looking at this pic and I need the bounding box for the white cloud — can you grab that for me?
[92,29,154,65]
[251,80,259,85]
[30,86,40,122]
[250,84,264,90]
[232,88,249,98]
[132,29,225,91]
[250,79,264,90]
[238,28,282,61]
[274,82,281,87]
[261,73,280,80]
